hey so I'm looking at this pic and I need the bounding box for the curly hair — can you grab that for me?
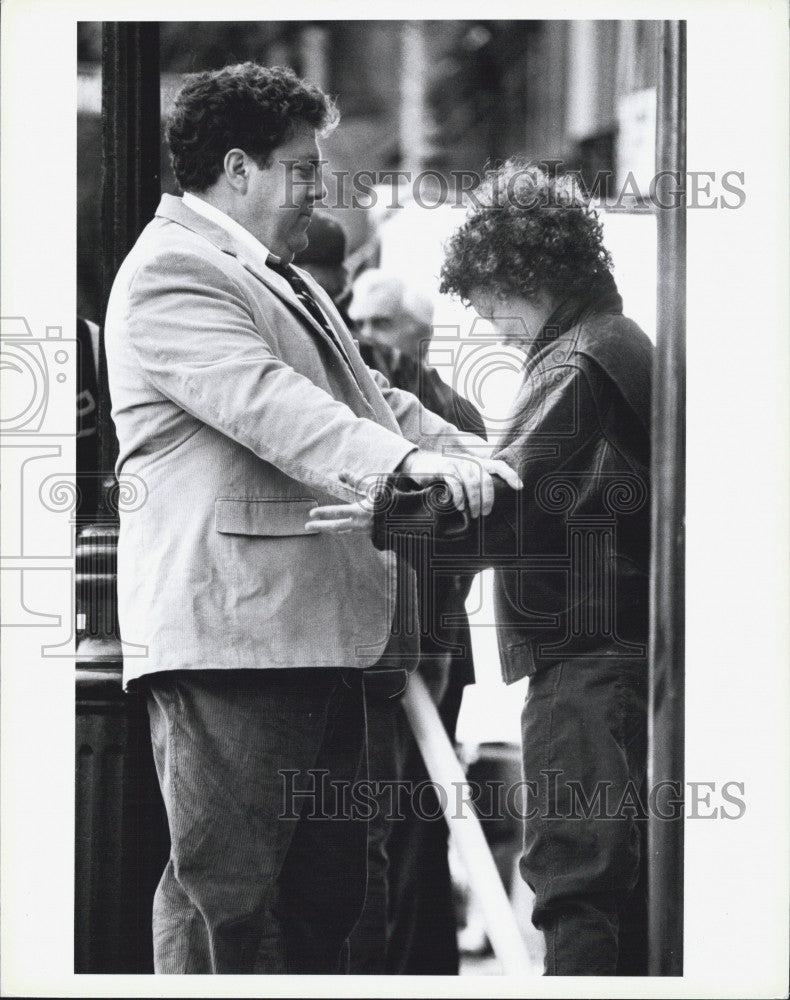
[439,162,613,305]
[165,62,339,193]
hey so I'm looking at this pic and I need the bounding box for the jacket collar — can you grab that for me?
[181,190,276,265]
[154,194,329,340]
[523,271,625,369]
[156,192,239,255]
[522,273,651,439]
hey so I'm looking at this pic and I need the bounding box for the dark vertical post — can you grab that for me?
[648,19,686,976]
[98,21,161,498]
[75,23,167,974]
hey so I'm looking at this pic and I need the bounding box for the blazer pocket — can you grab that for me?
[215,498,317,537]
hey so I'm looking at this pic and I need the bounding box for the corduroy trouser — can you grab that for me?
[145,667,368,974]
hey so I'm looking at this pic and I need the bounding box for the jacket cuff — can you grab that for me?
[371,476,468,551]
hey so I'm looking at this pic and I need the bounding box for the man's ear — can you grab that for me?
[223,148,249,192]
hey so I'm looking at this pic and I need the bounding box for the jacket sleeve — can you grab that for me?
[125,250,416,500]
[366,367,487,456]
[372,478,519,564]
[302,266,486,456]
[372,362,603,565]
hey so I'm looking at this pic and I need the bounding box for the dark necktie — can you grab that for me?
[266,255,355,369]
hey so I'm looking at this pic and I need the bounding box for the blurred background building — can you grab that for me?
[78,20,659,321]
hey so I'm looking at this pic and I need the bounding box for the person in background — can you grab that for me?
[307,162,653,977]
[297,217,485,975]
[349,269,485,438]
[350,268,433,362]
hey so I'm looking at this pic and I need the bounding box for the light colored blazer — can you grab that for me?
[105,194,472,686]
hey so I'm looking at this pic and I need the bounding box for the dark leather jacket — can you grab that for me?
[372,281,653,682]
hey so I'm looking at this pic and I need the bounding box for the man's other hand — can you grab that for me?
[397,450,522,518]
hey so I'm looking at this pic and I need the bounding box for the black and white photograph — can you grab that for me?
[1,3,788,997]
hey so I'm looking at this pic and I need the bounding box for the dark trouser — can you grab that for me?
[348,668,463,975]
[519,655,648,976]
[384,711,460,975]
[145,668,367,974]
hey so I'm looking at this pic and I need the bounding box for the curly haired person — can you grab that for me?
[308,162,654,976]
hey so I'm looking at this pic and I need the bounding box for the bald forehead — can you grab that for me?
[351,280,402,318]
[350,272,432,325]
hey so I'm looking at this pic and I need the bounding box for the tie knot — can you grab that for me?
[267,256,310,296]
[266,254,289,277]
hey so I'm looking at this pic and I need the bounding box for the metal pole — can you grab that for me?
[75,24,165,973]
[98,21,161,502]
[400,22,428,177]
[403,674,535,976]
[648,19,686,977]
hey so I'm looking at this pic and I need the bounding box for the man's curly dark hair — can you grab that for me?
[439,162,613,305]
[166,62,339,193]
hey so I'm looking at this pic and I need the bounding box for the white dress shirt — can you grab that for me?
[182,191,278,272]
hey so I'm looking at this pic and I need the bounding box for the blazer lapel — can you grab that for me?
[240,257,364,379]
[236,255,326,332]
[155,194,347,362]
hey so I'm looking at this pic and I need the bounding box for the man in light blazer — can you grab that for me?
[104,62,518,975]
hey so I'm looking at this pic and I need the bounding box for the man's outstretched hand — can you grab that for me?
[396,450,522,519]
[305,451,523,535]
